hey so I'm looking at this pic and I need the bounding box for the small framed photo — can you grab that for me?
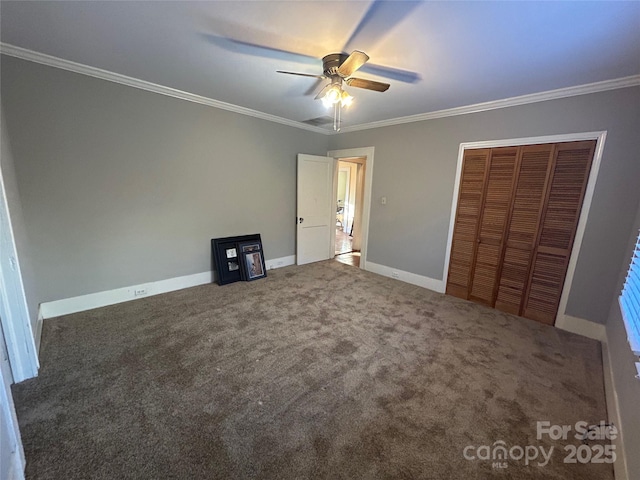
[226,247,237,259]
[238,240,267,281]
[228,260,239,271]
[243,251,267,280]
[240,242,261,253]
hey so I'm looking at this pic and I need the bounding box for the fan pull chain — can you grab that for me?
[333,102,342,132]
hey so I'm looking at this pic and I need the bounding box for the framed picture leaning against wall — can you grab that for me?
[239,240,267,281]
[212,234,263,285]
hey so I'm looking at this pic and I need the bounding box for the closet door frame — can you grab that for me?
[443,131,607,327]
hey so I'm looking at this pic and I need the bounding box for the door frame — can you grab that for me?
[327,147,375,270]
[442,131,607,326]
[337,164,351,232]
[0,159,39,382]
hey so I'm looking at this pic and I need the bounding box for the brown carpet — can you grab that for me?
[13,261,612,479]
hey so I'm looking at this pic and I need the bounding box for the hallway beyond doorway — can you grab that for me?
[335,228,352,255]
[335,251,360,267]
[335,228,360,267]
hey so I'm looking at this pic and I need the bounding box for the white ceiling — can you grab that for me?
[2,1,639,131]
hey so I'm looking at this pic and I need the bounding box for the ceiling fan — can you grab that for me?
[277,50,390,131]
[277,50,389,131]
[201,1,423,131]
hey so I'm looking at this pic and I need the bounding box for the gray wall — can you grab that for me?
[329,86,640,324]
[3,53,640,327]
[1,56,328,303]
[605,197,640,479]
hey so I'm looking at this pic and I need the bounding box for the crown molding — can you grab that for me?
[2,43,638,137]
[339,74,640,134]
[0,43,332,135]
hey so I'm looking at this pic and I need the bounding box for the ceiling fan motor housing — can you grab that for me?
[322,53,350,77]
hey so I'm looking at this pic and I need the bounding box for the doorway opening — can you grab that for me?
[295,147,373,269]
[331,154,368,268]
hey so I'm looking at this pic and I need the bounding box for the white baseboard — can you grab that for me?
[365,261,445,293]
[265,255,296,271]
[601,341,629,480]
[40,271,213,319]
[555,314,606,341]
[40,255,296,319]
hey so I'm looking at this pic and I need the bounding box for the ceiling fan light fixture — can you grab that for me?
[321,84,343,107]
[320,84,353,109]
[321,95,333,109]
[340,90,353,108]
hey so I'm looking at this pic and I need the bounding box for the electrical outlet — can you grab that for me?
[134,288,147,297]
[391,271,399,279]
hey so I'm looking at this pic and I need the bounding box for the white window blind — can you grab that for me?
[619,229,640,358]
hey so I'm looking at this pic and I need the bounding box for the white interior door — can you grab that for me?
[297,154,335,265]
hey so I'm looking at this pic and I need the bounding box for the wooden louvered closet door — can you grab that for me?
[468,148,518,305]
[522,141,596,324]
[446,140,596,325]
[495,144,554,315]
[446,149,490,299]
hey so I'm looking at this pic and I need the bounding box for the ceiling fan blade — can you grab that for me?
[277,71,325,79]
[200,33,318,66]
[346,78,390,92]
[314,84,333,100]
[359,64,421,84]
[305,78,326,97]
[343,0,423,53]
[337,50,370,77]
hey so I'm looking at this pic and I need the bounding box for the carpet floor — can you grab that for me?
[13,261,612,479]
